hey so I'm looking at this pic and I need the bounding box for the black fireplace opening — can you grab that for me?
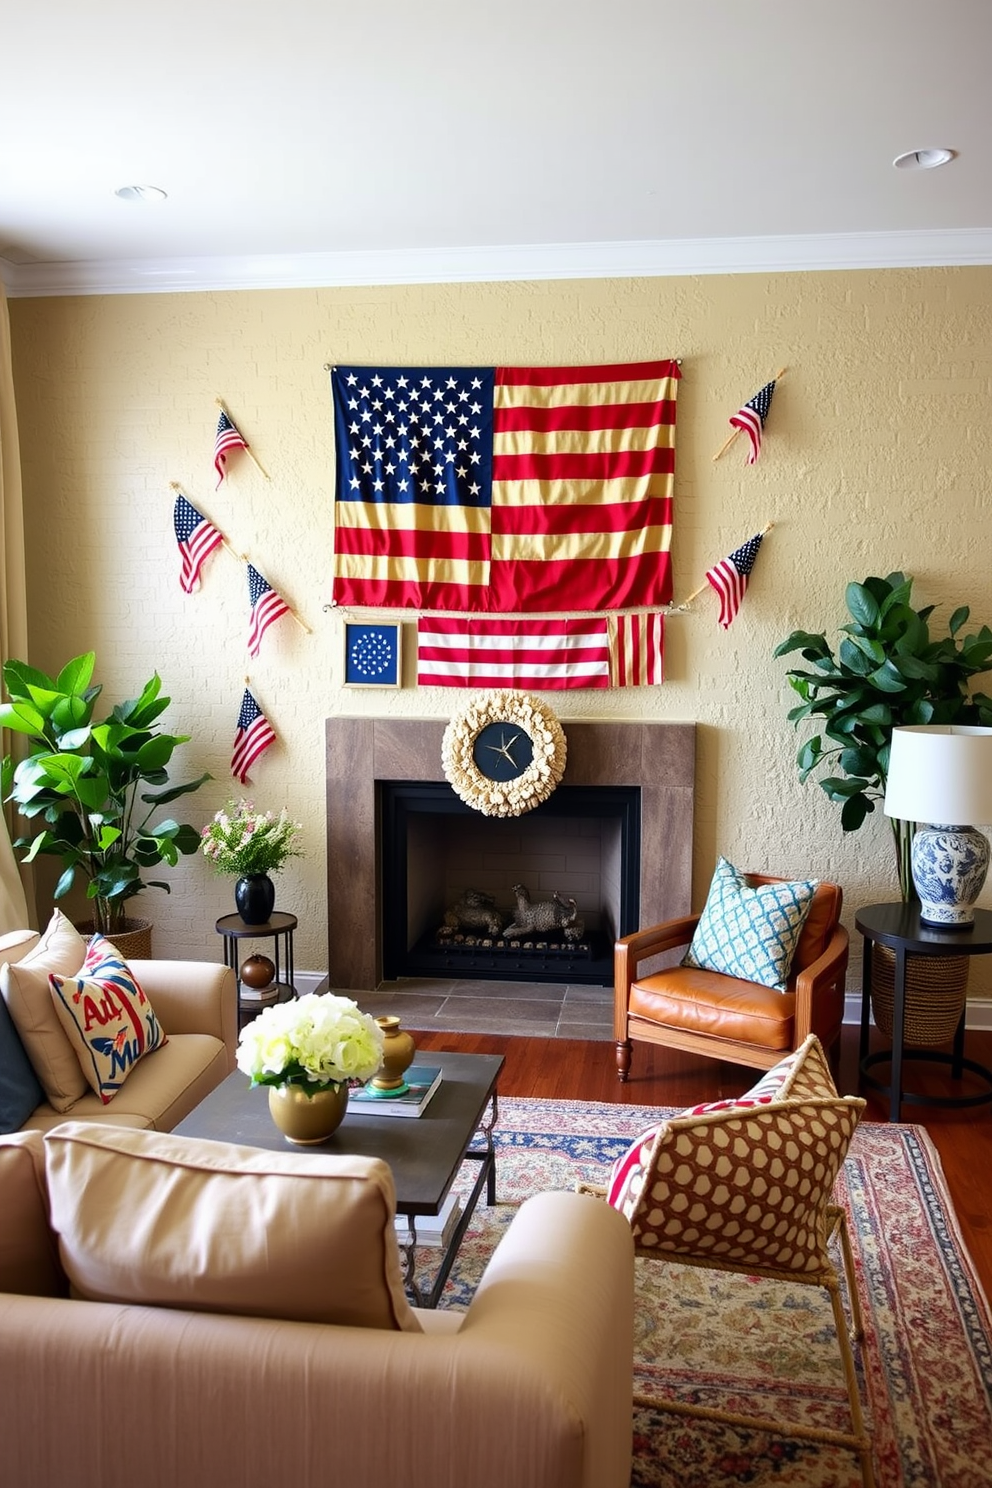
[379,780,640,985]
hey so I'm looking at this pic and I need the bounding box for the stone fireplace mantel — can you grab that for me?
[326,717,695,991]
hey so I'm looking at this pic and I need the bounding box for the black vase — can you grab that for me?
[234,873,276,925]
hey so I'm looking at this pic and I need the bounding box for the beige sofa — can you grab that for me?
[0,1121,635,1488]
[0,921,236,1133]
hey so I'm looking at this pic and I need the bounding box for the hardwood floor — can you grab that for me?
[412,1023,992,1300]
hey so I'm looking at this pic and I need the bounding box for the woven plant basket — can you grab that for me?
[871,942,969,1047]
[76,917,153,960]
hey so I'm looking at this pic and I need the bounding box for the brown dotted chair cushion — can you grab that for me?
[606,1035,865,1274]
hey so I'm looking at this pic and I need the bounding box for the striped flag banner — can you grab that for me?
[417,617,611,690]
[331,360,679,613]
[609,613,665,686]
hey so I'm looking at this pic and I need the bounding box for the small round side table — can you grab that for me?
[856,902,992,1123]
[215,911,298,1028]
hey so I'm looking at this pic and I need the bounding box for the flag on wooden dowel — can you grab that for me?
[704,532,766,628]
[214,408,249,486]
[173,493,224,593]
[246,563,290,657]
[728,379,777,464]
[232,688,276,783]
[331,360,680,614]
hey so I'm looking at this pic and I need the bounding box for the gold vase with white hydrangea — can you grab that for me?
[236,993,384,1144]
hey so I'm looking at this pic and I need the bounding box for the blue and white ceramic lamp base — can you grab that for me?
[911,824,990,927]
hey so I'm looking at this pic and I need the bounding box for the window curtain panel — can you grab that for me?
[0,275,32,931]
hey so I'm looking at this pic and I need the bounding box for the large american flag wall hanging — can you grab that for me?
[329,360,680,615]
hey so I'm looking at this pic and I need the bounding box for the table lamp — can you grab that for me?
[883,724,992,927]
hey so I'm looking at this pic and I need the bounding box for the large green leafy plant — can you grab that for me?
[0,652,209,935]
[774,573,992,900]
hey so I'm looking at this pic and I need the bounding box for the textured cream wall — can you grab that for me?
[8,268,992,994]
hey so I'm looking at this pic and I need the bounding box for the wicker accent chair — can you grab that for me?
[615,874,849,1083]
[588,1035,875,1488]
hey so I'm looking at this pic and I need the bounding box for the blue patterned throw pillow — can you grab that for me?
[683,857,818,992]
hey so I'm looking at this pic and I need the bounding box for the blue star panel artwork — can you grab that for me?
[343,622,402,688]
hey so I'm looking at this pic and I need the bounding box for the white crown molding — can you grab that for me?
[4,227,992,299]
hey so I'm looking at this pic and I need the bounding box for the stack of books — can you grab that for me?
[350,1065,442,1118]
[394,1191,463,1249]
[239,980,284,1003]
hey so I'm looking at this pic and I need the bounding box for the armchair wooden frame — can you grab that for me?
[615,878,850,1083]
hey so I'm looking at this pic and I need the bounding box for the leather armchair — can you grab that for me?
[615,875,848,1082]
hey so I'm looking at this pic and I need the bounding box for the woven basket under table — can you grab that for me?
[870,941,969,1047]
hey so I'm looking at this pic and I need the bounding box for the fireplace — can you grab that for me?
[326,718,695,991]
[379,780,641,984]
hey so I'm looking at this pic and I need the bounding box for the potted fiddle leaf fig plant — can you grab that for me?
[0,651,209,946]
[774,572,992,1041]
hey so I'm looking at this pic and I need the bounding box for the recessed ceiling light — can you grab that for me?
[892,148,955,171]
[114,185,168,202]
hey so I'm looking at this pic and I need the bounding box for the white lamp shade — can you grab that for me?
[883,725,992,825]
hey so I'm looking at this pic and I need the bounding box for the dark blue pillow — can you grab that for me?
[0,992,44,1133]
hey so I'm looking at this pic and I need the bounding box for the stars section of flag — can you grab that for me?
[231,688,276,784]
[331,359,679,613]
[416,616,611,690]
[173,493,224,594]
[215,409,249,486]
[729,379,776,465]
[246,563,290,658]
[609,613,665,686]
[705,532,765,629]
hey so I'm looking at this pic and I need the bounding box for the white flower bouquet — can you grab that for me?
[236,993,384,1093]
[200,799,302,876]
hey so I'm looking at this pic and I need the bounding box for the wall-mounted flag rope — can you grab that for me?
[712,369,785,463]
[232,683,276,783]
[214,399,269,486]
[683,524,772,628]
[171,487,225,593]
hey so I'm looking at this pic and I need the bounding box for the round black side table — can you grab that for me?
[216,911,298,1028]
[856,902,992,1123]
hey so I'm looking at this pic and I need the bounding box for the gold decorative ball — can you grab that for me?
[240,953,276,989]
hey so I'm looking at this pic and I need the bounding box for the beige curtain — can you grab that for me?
[0,274,32,930]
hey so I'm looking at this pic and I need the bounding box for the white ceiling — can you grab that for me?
[3,0,992,296]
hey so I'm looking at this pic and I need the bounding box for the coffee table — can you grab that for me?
[174,1049,504,1307]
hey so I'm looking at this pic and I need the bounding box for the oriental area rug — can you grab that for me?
[416,1096,992,1488]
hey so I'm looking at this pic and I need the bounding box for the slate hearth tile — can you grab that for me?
[561,984,614,1004]
[347,991,447,1020]
[552,1019,613,1042]
[429,999,559,1037]
[558,999,613,1026]
[449,978,566,1002]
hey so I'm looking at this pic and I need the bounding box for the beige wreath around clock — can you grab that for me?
[441,691,568,818]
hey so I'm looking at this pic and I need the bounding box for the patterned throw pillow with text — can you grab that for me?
[49,936,166,1104]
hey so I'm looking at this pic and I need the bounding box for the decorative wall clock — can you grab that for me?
[441,691,567,817]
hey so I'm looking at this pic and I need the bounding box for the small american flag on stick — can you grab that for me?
[705,531,766,629]
[173,492,224,594]
[246,564,291,658]
[214,408,249,486]
[729,379,777,464]
[232,687,276,783]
